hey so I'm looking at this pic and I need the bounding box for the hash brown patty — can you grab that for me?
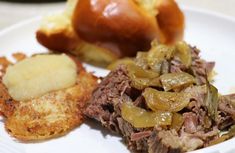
[0,54,98,141]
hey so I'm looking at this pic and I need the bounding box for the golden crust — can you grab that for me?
[156,0,185,43]
[36,26,80,52]
[36,0,184,67]
[0,54,98,141]
[36,0,80,52]
[12,52,27,62]
[72,0,163,57]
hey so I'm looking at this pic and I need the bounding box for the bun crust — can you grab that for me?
[36,29,79,52]
[72,0,163,57]
[156,0,184,43]
[36,0,184,66]
[73,0,184,58]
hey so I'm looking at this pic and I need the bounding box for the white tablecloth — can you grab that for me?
[0,0,235,30]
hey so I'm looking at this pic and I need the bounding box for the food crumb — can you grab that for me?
[13,52,26,61]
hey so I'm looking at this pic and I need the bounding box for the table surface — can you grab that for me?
[0,0,235,30]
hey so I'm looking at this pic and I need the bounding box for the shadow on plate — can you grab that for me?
[84,119,127,146]
[84,119,120,138]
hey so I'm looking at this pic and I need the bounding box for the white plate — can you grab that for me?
[0,6,235,153]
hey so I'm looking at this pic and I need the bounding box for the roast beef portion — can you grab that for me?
[148,130,182,153]
[85,43,235,153]
[85,66,131,133]
[86,66,185,153]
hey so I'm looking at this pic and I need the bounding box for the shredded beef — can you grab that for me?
[85,66,131,133]
[85,66,183,153]
[190,47,215,85]
[216,94,235,129]
[179,130,204,151]
[85,46,234,153]
[184,85,207,109]
[131,131,152,141]
[148,130,182,153]
[193,127,219,141]
[219,94,235,118]
[170,58,187,73]
[183,112,198,133]
[170,47,215,85]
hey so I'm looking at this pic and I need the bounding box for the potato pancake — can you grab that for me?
[0,54,97,141]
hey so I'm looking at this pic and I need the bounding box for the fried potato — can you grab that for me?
[0,54,98,141]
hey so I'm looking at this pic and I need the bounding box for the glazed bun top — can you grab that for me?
[72,0,184,57]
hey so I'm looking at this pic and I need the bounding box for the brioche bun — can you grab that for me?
[36,0,184,67]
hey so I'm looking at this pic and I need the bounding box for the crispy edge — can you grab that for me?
[0,54,98,141]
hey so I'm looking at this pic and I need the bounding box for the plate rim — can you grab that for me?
[1,6,235,36]
[0,6,235,153]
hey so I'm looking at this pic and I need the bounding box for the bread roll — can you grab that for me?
[36,0,184,67]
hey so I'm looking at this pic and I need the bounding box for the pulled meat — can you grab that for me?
[85,45,234,153]
[183,112,198,133]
